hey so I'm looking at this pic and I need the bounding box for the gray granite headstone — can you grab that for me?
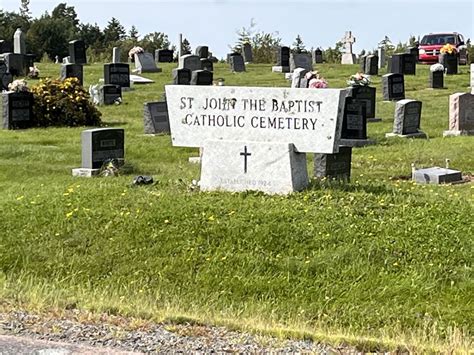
[172,68,191,85]
[104,63,130,88]
[81,128,124,169]
[290,53,312,72]
[3,53,26,76]
[314,146,352,181]
[377,47,386,69]
[200,58,213,72]
[444,93,474,136]
[348,86,379,121]
[413,167,462,184]
[340,97,367,141]
[365,55,378,75]
[179,54,201,72]
[291,68,308,88]
[100,84,121,105]
[382,73,405,101]
[190,70,213,85]
[13,28,26,54]
[112,47,121,63]
[135,52,161,73]
[60,64,83,85]
[386,99,426,138]
[195,46,209,59]
[242,43,253,63]
[143,101,170,134]
[2,91,34,129]
[313,48,323,64]
[69,40,87,65]
[230,54,245,72]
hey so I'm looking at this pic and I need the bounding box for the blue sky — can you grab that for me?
[2,0,473,58]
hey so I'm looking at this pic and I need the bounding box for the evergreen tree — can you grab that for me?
[129,25,139,41]
[19,0,31,18]
[181,38,191,55]
[292,34,306,54]
[103,17,126,46]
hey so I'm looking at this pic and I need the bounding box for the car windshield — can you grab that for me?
[420,34,456,45]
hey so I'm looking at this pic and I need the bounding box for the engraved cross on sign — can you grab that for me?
[239,146,251,173]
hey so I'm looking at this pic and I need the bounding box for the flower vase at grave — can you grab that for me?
[438,53,458,75]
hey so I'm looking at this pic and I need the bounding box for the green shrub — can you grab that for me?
[31,77,102,127]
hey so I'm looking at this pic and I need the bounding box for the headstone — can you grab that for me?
[407,46,419,62]
[359,55,367,72]
[130,74,154,84]
[314,146,352,181]
[459,47,468,65]
[348,86,380,122]
[62,56,71,64]
[143,101,170,134]
[365,55,379,75]
[179,54,201,72]
[165,85,347,194]
[112,47,121,63]
[444,93,474,136]
[0,63,13,90]
[341,31,356,64]
[242,43,253,63]
[79,128,125,170]
[0,40,7,53]
[382,73,405,101]
[60,64,83,85]
[272,46,290,73]
[195,46,209,59]
[291,68,309,88]
[439,53,458,75]
[155,49,174,63]
[135,52,161,73]
[230,54,245,72]
[55,55,59,64]
[190,70,213,85]
[13,28,26,55]
[200,58,213,72]
[339,97,374,147]
[1,91,34,129]
[313,48,323,64]
[69,40,87,65]
[386,99,426,138]
[403,54,416,75]
[413,167,462,184]
[389,53,415,75]
[104,63,130,88]
[377,47,386,69]
[172,68,191,85]
[100,84,122,105]
[289,53,312,72]
[3,53,26,76]
[429,69,444,89]
[471,64,474,93]
[226,52,240,63]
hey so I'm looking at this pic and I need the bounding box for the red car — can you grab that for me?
[418,32,469,65]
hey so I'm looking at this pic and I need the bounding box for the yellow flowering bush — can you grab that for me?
[440,43,457,55]
[31,78,102,127]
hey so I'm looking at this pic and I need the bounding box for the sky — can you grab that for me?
[2,0,473,58]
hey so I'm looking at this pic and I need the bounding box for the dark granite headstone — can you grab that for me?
[365,55,379,75]
[290,53,312,72]
[172,68,191,85]
[135,52,161,73]
[1,91,34,130]
[407,46,419,62]
[200,58,213,72]
[276,46,290,67]
[242,43,253,63]
[104,63,130,88]
[60,64,83,85]
[313,48,323,63]
[429,70,444,89]
[0,63,13,90]
[359,55,367,72]
[3,53,25,76]
[391,99,425,136]
[190,70,213,85]
[81,128,124,169]
[179,54,201,72]
[155,49,174,63]
[389,54,404,74]
[382,73,405,101]
[403,54,416,75]
[341,97,367,140]
[100,84,121,105]
[195,46,209,59]
[349,86,377,121]
[69,40,87,65]
[314,146,352,181]
[230,54,245,72]
[439,53,458,75]
[143,101,170,134]
[226,52,240,64]
[0,40,8,53]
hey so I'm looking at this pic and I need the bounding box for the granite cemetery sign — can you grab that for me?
[165,85,347,194]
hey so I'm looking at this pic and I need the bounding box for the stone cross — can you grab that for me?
[342,31,356,54]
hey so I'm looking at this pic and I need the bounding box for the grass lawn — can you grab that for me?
[0,61,472,353]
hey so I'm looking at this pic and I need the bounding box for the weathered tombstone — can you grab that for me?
[242,43,253,63]
[190,70,213,85]
[443,93,474,136]
[313,48,323,64]
[13,28,26,54]
[230,54,245,72]
[200,58,213,72]
[314,146,352,181]
[341,31,356,64]
[60,64,83,85]
[339,97,374,147]
[348,85,380,122]
[135,52,161,73]
[386,99,426,138]
[439,53,458,75]
[100,84,121,105]
[165,85,347,194]
[272,46,290,73]
[429,65,444,89]
[172,68,191,85]
[378,47,386,69]
[104,63,130,88]
[69,40,87,65]
[179,54,201,72]
[290,53,312,72]
[195,46,209,59]
[1,91,34,129]
[291,68,309,88]
[3,53,25,76]
[155,49,174,63]
[112,47,121,63]
[72,128,125,176]
[382,73,405,101]
[365,55,379,75]
[143,101,170,134]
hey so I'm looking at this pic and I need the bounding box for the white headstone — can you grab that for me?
[378,47,386,69]
[165,85,347,194]
[341,31,356,65]
[112,47,121,63]
[13,28,26,55]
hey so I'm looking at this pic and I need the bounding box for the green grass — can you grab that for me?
[0,62,473,353]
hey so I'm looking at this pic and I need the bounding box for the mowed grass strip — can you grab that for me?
[0,62,473,352]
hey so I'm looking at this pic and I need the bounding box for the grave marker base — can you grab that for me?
[200,140,308,195]
[385,131,427,139]
[412,167,462,184]
[339,138,376,147]
[72,168,100,177]
[367,117,382,123]
[443,129,474,137]
[272,66,290,73]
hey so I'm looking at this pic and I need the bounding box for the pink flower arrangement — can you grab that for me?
[347,72,371,86]
[305,71,328,88]
[128,46,144,59]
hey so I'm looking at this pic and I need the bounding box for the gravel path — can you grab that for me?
[0,310,348,354]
